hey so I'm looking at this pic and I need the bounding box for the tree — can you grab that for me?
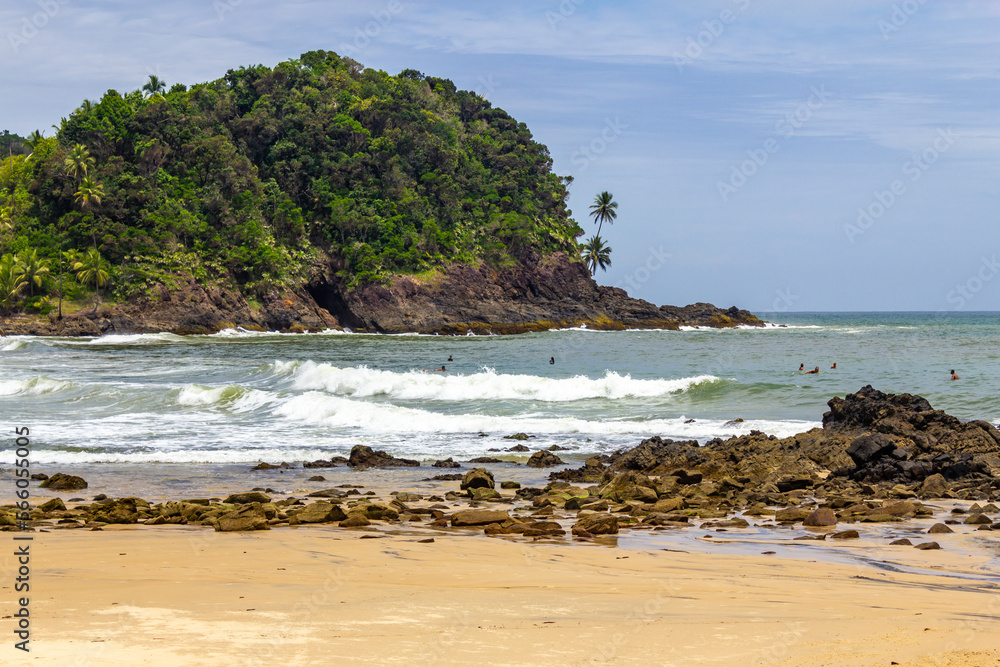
[23,130,44,155]
[73,176,105,247]
[15,248,50,297]
[589,191,617,238]
[581,235,612,275]
[0,254,26,314]
[0,208,12,255]
[142,74,167,99]
[73,248,111,310]
[64,144,95,181]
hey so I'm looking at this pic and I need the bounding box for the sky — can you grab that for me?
[2,0,999,313]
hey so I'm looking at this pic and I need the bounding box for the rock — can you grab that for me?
[527,451,564,468]
[307,475,326,482]
[460,468,496,490]
[803,508,838,527]
[38,498,67,513]
[451,510,511,527]
[250,462,292,470]
[30,473,49,481]
[291,502,347,524]
[775,507,810,523]
[702,518,750,529]
[504,433,535,441]
[469,457,504,464]
[468,488,502,501]
[846,433,897,467]
[914,541,941,550]
[500,481,521,489]
[890,538,912,545]
[919,473,950,498]
[600,471,658,503]
[506,444,530,452]
[213,503,270,532]
[928,523,953,534]
[672,470,703,485]
[348,445,419,468]
[964,513,993,525]
[303,459,340,468]
[433,458,461,469]
[339,513,371,527]
[225,492,271,504]
[572,514,619,536]
[39,473,88,490]
[830,530,860,539]
[776,475,814,492]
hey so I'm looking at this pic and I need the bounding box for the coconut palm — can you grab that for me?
[589,191,618,238]
[0,254,26,314]
[15,249,50,297]
[0,208,12,255]
[64,144,95,181]
[142,74,167,99]
[581,235,612,275]
[74,177,105,247]
[23,130,44,156]
[73,248,111,310]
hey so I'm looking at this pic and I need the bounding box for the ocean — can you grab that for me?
[3,312,998,477]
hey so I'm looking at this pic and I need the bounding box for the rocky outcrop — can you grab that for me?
[1,253,763,336]
[39,473,88,491]
[348,445,420,468]
[552,386,1000,501]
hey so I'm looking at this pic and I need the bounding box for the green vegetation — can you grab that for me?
[0,51,584,316]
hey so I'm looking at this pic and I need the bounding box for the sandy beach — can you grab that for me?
[3,526,998,666]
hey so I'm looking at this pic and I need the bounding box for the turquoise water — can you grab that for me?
[1,312,998,466]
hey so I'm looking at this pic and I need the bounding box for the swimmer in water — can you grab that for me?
[831,362,837,369]
[423,366,446,372]
[951,369,959,381]
[447,355,453,362]
[804,366,820,374]
[549,357,555,365]
[799,363,804,371]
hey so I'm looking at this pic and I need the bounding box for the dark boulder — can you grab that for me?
[39,473,88,491]
[527,451,564,468]
[348,445,419,468]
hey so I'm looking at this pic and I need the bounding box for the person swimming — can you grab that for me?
[799,364,804,371]
[804,366,820,374]
[447,355,453,362]
[831,362,837,369]
[549,357,555,365]
[423,366,446,372]
[951,369,959,380]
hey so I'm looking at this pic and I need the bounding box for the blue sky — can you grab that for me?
[2,0,998,312]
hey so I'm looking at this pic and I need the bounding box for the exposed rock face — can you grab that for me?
[213,503,270,532]
[551,386,1000,500]
[460,468,495,491]
[526,451,565,468]
[1,253,762,336]
[451,510,511,527]
[348,445,420,468]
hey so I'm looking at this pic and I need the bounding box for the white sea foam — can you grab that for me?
[80,332,187,345]
[176,384,276,412]
[275,361,721,403]
[1,339,28,351]
[0,376,74,396]
[273,391,816,439]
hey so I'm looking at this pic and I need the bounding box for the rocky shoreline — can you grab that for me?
[7,387,999,550]
[0,253,763,336]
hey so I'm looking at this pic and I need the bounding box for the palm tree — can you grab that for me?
[142,74,166,99]
[78,99,95,114]
[23,130,44,156]
[589,191,618,238]
[64,144,95,181]
[581,235,612,275]
[0,207,12,255]
[73,248,111,311]
[0,254,26,314]
[15,249,50,297]
[74,177,105,247]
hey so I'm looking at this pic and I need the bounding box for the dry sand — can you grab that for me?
[2,527,999,666]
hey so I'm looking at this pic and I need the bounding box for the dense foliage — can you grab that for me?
[0,50,583,313]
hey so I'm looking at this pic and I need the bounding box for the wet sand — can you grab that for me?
[2,527,999,666]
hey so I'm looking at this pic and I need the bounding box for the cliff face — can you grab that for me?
[0,252,762,336]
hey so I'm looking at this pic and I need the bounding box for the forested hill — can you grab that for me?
[2,50,579,294]
[1,50,762,335]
